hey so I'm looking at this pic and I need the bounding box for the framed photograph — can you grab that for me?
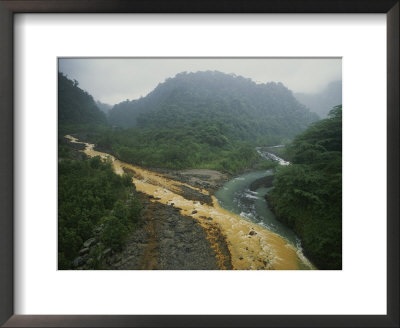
[57,56,341,272]
[1,0,398,327]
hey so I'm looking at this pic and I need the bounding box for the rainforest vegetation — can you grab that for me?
[58,72,107,132]
[267,105,342,269]
[60,71,318,174]
[58,70,342,270]
[58,141,141,269]
[58,75,140,269]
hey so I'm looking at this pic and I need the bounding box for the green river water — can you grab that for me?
[215,169,312,269]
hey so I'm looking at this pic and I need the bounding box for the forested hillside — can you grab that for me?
[58,74,142,269]
[91,71,319,173]
[58,72,107,132]
[267,105,342,269]
[57,67,342,271]
[109,71,318,139]
[58,141,141,269]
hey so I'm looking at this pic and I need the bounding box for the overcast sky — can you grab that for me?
[58,58,341,105]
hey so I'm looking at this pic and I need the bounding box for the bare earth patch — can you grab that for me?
[156,168,230,194]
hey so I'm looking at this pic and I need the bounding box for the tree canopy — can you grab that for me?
[109,71,318,140]
[58,72,107,130]
[89,71,320,173]
[267,105,342,269]
[58,147,141,269]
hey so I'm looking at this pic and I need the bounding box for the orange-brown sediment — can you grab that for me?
[65,135,314,270]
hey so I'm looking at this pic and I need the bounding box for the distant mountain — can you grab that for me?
[109,71,319,141]
[295,80,342,118]
[96,100,113,115]
[58,73,106,126]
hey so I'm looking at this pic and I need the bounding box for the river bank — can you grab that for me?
[104,191,232,270]
[65,135,314,270]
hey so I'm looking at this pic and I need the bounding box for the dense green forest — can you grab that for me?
[109,71,318,138]
[58,72,107,134]
[267,105,342,269]
[89,126,262,174]
[58,71,342,270]
[58,141,141,269]
[57,71,325,174]
[82,71,317,174]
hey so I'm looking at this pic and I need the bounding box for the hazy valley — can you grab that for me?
[58,67,342,270]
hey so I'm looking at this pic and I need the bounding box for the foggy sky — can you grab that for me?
[58,58,341,105]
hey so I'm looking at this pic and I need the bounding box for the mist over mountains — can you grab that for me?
[96,100,113,114]
[108,71,319,141]
[295,80,342,118]
[58,70,325,172]
[58,67,342,270]
[58,73,107,125]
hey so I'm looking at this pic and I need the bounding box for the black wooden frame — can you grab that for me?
[0,0,398,327]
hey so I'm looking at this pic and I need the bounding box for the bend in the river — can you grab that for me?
[65,135,314,270]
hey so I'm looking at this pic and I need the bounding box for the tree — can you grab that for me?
[268,105,342,269]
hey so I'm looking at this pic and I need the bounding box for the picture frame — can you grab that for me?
[0,0,398,327]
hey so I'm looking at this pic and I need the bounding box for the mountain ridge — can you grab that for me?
[58,72,107,127]
[108,70,319,141]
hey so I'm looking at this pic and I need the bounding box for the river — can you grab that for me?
[215,148,313,269]
[65,135,314,270]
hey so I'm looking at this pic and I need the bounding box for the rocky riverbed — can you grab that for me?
[152,168,230,194]
[102,168,233,270]
[103,192,232,270]
[66,135,233,270]
[66,135,311,270]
